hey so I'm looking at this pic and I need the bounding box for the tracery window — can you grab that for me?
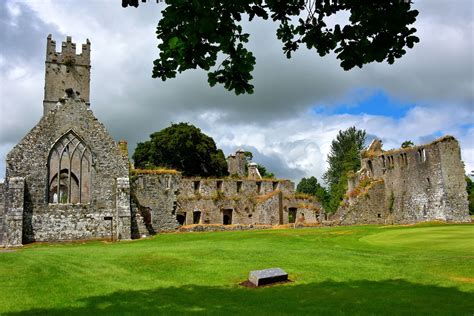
[48,131,91,204]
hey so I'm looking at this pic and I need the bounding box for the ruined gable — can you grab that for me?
[334,136,470,225]
[2,36,131,247]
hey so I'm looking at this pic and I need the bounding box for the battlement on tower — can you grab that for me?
[46,35,90,66]
[43,35,91,115]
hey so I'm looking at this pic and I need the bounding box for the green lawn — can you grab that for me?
[0,224,473,315]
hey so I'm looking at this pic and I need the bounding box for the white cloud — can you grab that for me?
[0,0,473,184]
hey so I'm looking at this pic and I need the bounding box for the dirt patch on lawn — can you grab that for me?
[0,249,17,253]
[450,276,474,283]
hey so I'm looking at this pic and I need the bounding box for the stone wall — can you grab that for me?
[130,173,181,237]
[3,177,25,247]
[130,174,323,234]
[0,182,4,245]
[333,180,389,225]
[5,95,130,244]
[335,136,470,225]
[177,177,302,226]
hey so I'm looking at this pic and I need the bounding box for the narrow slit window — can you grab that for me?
[193,181,201,194]
[256,181,262,194]
[236,181,243,193]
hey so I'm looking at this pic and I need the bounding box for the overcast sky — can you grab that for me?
[0,0,473,183]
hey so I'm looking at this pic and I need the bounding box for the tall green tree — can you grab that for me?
[133,123,228,177]
[240,150,275,178]
[297,176,329,207]
[122,0,419,94]
[466,176,474,215]
[256,164,275,179]
[323,126,366,212]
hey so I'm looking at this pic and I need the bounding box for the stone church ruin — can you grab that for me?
[0,36,470,247]
[332,137,471,224]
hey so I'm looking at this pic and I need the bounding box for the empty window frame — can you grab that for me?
[256,181,262,194]
[236,181,243,193]
[193,181,201,194]
[417,148,427,163]
[48,131,91,204]
[272,181,279,191]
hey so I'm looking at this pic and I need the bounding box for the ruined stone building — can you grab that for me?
[0,35,470,247]
[0,36,131,247]
[0,36,322,247]
[130,172,321,237]
[333,137,471,225]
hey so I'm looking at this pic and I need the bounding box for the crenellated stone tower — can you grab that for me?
[1,35,131,247]
[43,35,91,115]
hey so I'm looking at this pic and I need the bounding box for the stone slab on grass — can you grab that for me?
[248,268,288,286]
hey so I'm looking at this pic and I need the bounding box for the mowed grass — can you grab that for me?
[0,224,473,315]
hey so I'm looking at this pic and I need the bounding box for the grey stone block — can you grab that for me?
[248,268,288,286]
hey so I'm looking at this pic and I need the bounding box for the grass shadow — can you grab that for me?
[6,279,473,315]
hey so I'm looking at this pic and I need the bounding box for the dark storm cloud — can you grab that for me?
[1,0,473,181]
[0,1,65,145]
[0,2,53,64]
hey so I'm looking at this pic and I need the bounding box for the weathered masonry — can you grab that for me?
[0,35,323,247]
[333,137,470,225]
[0,36,131,247]
[130,172,323,237]
[1,34,470,247]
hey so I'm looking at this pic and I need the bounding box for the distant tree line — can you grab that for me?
[133,123,474,217]
[132,122,275,178]
[297,126,366,212]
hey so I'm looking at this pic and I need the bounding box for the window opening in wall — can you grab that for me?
[104,216,114,241]
[367,160,374,177]
[216,180,223,192]
[176,213,186,225]
[381,155,386,168]
[193,181,201,194]
[417,148,427,163]
[377,213,381,218]
[404,153,408,166]
[193,211,201,224]
[272,181,279,191]
[248,214,252,218]
[171,201,177,215]
[427,177,431,186]
[223,209,233,225]
[256,181,262,194]
[288,208,297,223]
[48,131,91,204]
[236,181,243,193]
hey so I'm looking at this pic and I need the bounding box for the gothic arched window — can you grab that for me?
[48,131,91,204]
